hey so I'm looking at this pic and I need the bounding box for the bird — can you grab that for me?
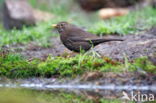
[52,21,123,52]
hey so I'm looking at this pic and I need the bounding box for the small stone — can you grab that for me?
[2,0,54,30]
[3,0,35,29]
[99,8,129,19]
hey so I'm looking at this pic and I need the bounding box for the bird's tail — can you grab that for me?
[90,38,124,46]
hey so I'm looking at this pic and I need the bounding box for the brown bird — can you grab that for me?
[53,22,123,52]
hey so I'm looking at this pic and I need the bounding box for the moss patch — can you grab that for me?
[0,52,155,78]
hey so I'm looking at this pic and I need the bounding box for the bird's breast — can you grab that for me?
[60,35,72,46]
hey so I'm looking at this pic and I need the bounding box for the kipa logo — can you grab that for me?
[121,91,155,102]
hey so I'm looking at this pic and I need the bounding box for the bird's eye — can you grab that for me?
[61,23,64,27]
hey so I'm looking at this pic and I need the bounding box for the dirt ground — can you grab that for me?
[94,28,156,60]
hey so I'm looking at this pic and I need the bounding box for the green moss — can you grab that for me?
[0,52,155,78]
[37,54,123,77]
[0,53,40,78]
[132,57,156,73]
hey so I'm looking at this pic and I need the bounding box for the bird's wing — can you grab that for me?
[69,36,123,46]
[67,26,123,44]
[68,36,104,45]
[69,28,99,42]
[68,36,87,42]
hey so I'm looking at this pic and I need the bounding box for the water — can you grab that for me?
[0,74,155,102]
[0,83,156,91]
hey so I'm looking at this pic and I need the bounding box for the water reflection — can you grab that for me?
[0,73,156,102]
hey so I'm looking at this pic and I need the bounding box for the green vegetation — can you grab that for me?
[0,22,56,47]
[90,7,156,35]
[0,52,155,78]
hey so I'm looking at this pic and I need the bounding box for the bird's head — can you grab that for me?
[52,21,71,34]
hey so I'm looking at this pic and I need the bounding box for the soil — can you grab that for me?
[3,37,71,59]
[94,29,156,61]
[2,28,156,61]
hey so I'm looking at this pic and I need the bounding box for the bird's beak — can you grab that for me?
[52,24,57,28]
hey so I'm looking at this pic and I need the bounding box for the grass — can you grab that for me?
[0,22,57,47]
[89,7,156,35]
[0,52,155,78]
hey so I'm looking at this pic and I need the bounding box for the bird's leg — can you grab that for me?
[79,46,86,54]
[88,47,101,58]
